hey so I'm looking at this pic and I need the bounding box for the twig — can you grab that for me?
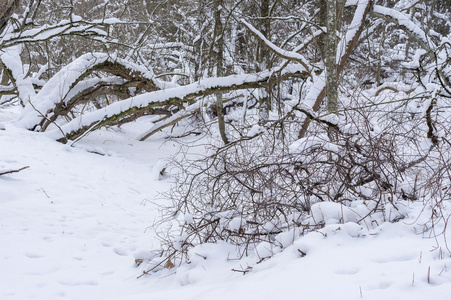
[28,100,67,143]
[293,106,341,133]
[297,249,307,257]
[439,265,446,276]
[194,253,207,260]
[0,166,30,176]
[70,119,104,147]
[137,251,177,279]
[231,266,252,275]
[41,187,50,198]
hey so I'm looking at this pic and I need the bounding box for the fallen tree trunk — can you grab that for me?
[48,65,308,142]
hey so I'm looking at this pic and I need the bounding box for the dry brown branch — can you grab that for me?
[0,166,30,176]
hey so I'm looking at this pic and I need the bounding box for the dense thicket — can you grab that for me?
[1,0,450,269]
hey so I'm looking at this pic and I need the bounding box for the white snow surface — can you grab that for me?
[1,108,451,299]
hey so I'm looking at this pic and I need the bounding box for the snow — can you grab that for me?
[1,106,451,299]
[301,71,325,109]
[289,135,341,154]
[402,49,427,69]
[1,45,37,105]
[247,124,263,137]
[339,0,370,64]
[13,52,162,130]
[1,16,124,49]
[241,19,311,70]
[311,202,360,224]
[373,5,436,51]
[40,63,305,140]
[13,53,111,128]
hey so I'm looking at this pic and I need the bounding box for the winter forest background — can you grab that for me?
[1,0,451,298]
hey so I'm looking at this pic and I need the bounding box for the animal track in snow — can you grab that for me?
[25,252,44,259]
[58,280,98,286]
[333,266,360,275]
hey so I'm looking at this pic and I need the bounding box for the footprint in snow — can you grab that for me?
[113,247,128,256]
[58,280,98,286]
[366,281,392,290]
[333,266,360,275]
[25,252,44,259]
[372,253,417,263]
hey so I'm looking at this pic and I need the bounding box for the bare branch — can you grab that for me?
[0,166,30,176]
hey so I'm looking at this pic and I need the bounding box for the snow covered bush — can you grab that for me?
[125,0,451,273]
[154,83,450,264]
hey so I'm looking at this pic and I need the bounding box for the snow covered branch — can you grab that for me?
[1,18,113,49]
[13,52,160,131]
[371,5,436,53]
[240,19,312,72]
[47,64,308,142]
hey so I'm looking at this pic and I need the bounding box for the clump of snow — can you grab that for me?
[247,124,263,137]
[311,202,360,224]
[228,216,245,232]
[289,135,341,154]
[255,241,282,259]
[402,48,427,69]
[184,213,194,225]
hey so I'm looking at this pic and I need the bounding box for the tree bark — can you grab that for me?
[257,0,272,124]
[214,0,229,144]
[0,60,11,86]
[0,0,19,35]
[299,0,373,139]
[326,0,338,115]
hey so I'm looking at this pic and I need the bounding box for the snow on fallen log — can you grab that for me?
[44,64,307,142]
[14,52,165,130]
[1,46,37,105]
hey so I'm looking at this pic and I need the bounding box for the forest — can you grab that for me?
[1,0,451,296]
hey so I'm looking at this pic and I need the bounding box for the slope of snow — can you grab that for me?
[1,107,451,299]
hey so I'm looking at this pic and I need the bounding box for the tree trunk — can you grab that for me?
[258,0,271,124]
[299,0,338,139]
[214,0,229,144]
[326,0,338,115]
[0,60,10,86]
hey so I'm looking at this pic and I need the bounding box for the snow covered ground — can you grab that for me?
[1,107,450,299]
